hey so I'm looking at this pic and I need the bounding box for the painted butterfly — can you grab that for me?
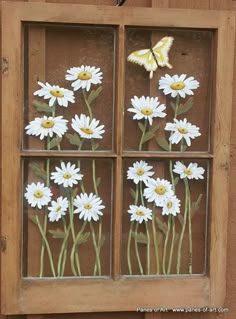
[116,0,126,5]
[127,36,174,79]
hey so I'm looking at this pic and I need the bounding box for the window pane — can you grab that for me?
[22,157,113,278]
[124,28,213,152]
[121,158,208,275]
[23,24,115,151]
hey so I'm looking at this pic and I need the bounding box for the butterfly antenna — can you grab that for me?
[116,0,127,6]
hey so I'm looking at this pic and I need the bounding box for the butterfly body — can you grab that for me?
[127,36,174,79]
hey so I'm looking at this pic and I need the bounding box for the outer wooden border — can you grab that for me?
[1,2,235,314]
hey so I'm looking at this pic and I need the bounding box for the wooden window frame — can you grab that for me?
[1,2,235,314]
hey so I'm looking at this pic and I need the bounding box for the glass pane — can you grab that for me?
[22,157,113,277]
[121,158,208,275]
[124,28,213,152]
[23,24,115,151]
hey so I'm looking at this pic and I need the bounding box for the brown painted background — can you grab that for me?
[1,0,236,318]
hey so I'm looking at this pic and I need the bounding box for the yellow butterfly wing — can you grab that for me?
[127,36,174,79]
[152,36,174,69]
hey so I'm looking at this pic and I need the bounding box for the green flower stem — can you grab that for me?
[145,221,150,275]
[127,221,134,275]
[68,190,81,276]
[70,220,88,276]
[139,182,144,206]
[162,215,171,275]
[93,220,102,275]
[152,204,159,274]
[57,217,70,277]
[188,184,193,274]
[82,88,93,119]
[134,222,143,275]
[138,119,148,151]
[35,215,56,277]
[167,216,176,274]
[90,221,101,276]
[176,178,189,274]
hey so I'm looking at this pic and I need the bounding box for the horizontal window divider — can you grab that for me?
[20,151,118,158]
[121,152,214,159]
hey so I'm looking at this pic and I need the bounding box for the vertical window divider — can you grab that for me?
[113,25,125,280]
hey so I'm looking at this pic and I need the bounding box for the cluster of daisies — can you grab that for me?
[128,74,201,147]
[25,162,105,223]
[25,65,105,141]
[127,160,205,224]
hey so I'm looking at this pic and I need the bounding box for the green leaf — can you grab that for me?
[48,137,62,150]
[98,235,105,249]
[29,215,38,225]
[66,133,82,147]
[93,143,100,150]
[76,232,90,245]
[156,217,168,235]
[29,163,46,181]
[176,97,193,116]
[174,177,179,186]
[129,188,136,200]
[96,177,101,188]
[131,231,148,244]
[177,214,184,226]
[191,193,203,217]
[156,137,170,151]
[88,86,103,104]
[49,229,65,239]
[150,124,159,134]
[32,100,52,113]
[138,122,145,133]
[170,101,176,113]
[72,187,79,198]
[142,131,155,144]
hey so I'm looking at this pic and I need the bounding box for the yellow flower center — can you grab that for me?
[63,172,72,179]
[56,206,62,212]
[50,89,64,97]
[84,203,92,210]
[170,81,186,90]
[178,127,188,134]
[33,190,44,199]
[167,201,173,209]
[78,71,92,81]
[136,168,144,176]
[81,127,93,135]
[184,169,192,176]
[141,107,153,116]
[41,119,55,129]
[155,185,166,195]
[136,210,144,216]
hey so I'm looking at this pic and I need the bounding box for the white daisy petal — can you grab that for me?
[165,118,201,147]
[144,178,174,206]
[73,193,105,222]
[71,114,105,139]
[48,196,68,222]
[51,162,83,188]
[161,195,181,216]
[128,205,152,224]
[159,74,199,97]
[25,182,52,209]
[173,161,205,180]
[127,160,154,185]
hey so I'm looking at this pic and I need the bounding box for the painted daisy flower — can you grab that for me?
[144,178,174,206]
[165,118,201,147]
[71,114,105,139]
[25,115,68,140]
[127,160,154,185]
[128,205,152,224]
[173,161,205,180]
[161,195,181,216]
[65,65,103,92]
[51,162,83,188]
[128,96,166,125]
[159,74,199,98]
[34,82,75,107]
[73,193,105,222]
[25,182,52,209]
[48,196,69,222]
